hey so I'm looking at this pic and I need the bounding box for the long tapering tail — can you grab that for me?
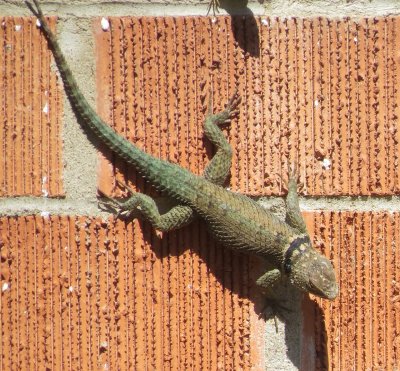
[25,0,196,202]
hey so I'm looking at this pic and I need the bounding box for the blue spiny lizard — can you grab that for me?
[25,0,338,301]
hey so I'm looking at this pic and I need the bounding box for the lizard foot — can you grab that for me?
[287,161,304,190]
[206,90,241,127]
[223,90,241,123]
[280,162,304,193]
[288,161,299,182]
[259,297,292,333]
[207,0,221,16]
[212,90,241,124]
[97,180,140,219]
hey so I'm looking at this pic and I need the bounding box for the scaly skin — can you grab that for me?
[26,0,338,300]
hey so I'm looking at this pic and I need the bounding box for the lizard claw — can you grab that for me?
[97,189,132,219]
[207,0,221,16]
[98,184,142,220]
[98,198,139,220]
[98,190,122,214]
[225,90,241,119]
[259,297,292,333]
[277,162,303,193]
[287,162,305,193]
[219,90,241,124]
[207,90,241,125]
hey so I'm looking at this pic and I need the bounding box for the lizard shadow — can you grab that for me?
[230,14,260,58]
[214,1,260,58]
[139,219,329,368]
[301,296,330,369]
[253,282,329,367]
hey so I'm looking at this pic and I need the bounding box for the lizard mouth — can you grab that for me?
[309,280,339,300]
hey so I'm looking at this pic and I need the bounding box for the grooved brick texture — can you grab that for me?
[1,213,399,369]
[96,16,400,196]
[0,17,63,197]
[0,216,265,370]
[3,14,400,371]
[303,212,400,370]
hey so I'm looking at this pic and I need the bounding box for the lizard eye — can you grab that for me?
[308,274,331,297]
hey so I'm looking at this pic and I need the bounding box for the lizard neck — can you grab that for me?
[281,234,311,275]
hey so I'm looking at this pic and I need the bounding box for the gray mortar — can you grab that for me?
[56,16,99,202]
[1,1,400,17]
[2,196,400,217]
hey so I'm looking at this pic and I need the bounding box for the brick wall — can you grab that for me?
[1,2,400,370]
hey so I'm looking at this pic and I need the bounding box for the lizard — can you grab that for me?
[25,0,338,301]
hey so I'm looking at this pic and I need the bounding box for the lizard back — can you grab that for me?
[35,15,298,263]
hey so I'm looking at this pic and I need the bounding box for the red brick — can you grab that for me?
[2,212,399,369]
[303,211,400,370]
[4,13,400,371]
[0,17,63,197]
[0,216,265,370]
[95,16,400,196]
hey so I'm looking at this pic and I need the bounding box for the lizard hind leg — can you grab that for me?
[203,91,241,186]
[256,268,295,332]
[99,181,196,232]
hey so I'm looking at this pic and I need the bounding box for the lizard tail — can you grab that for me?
[26,1,195,201]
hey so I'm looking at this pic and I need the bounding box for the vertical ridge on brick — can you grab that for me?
[313,18,330,194]
[1,215,266,369]
[304,211,400,370]
[0,17,63,197]
[96,16,400,196]
[3,212,399,368]
[0,216,263,370]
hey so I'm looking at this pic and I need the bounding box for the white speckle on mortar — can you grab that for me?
[40,211,50,218]
[101,17,110,31]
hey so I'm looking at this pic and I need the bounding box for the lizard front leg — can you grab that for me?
[203,91,241,186]
[256,268,289,331]
[284,165,308,234]
[255,268,282,290]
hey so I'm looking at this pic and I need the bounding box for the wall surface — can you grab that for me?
[1,1,400,370]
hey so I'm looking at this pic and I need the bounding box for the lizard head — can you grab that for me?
[284,236,338,300]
